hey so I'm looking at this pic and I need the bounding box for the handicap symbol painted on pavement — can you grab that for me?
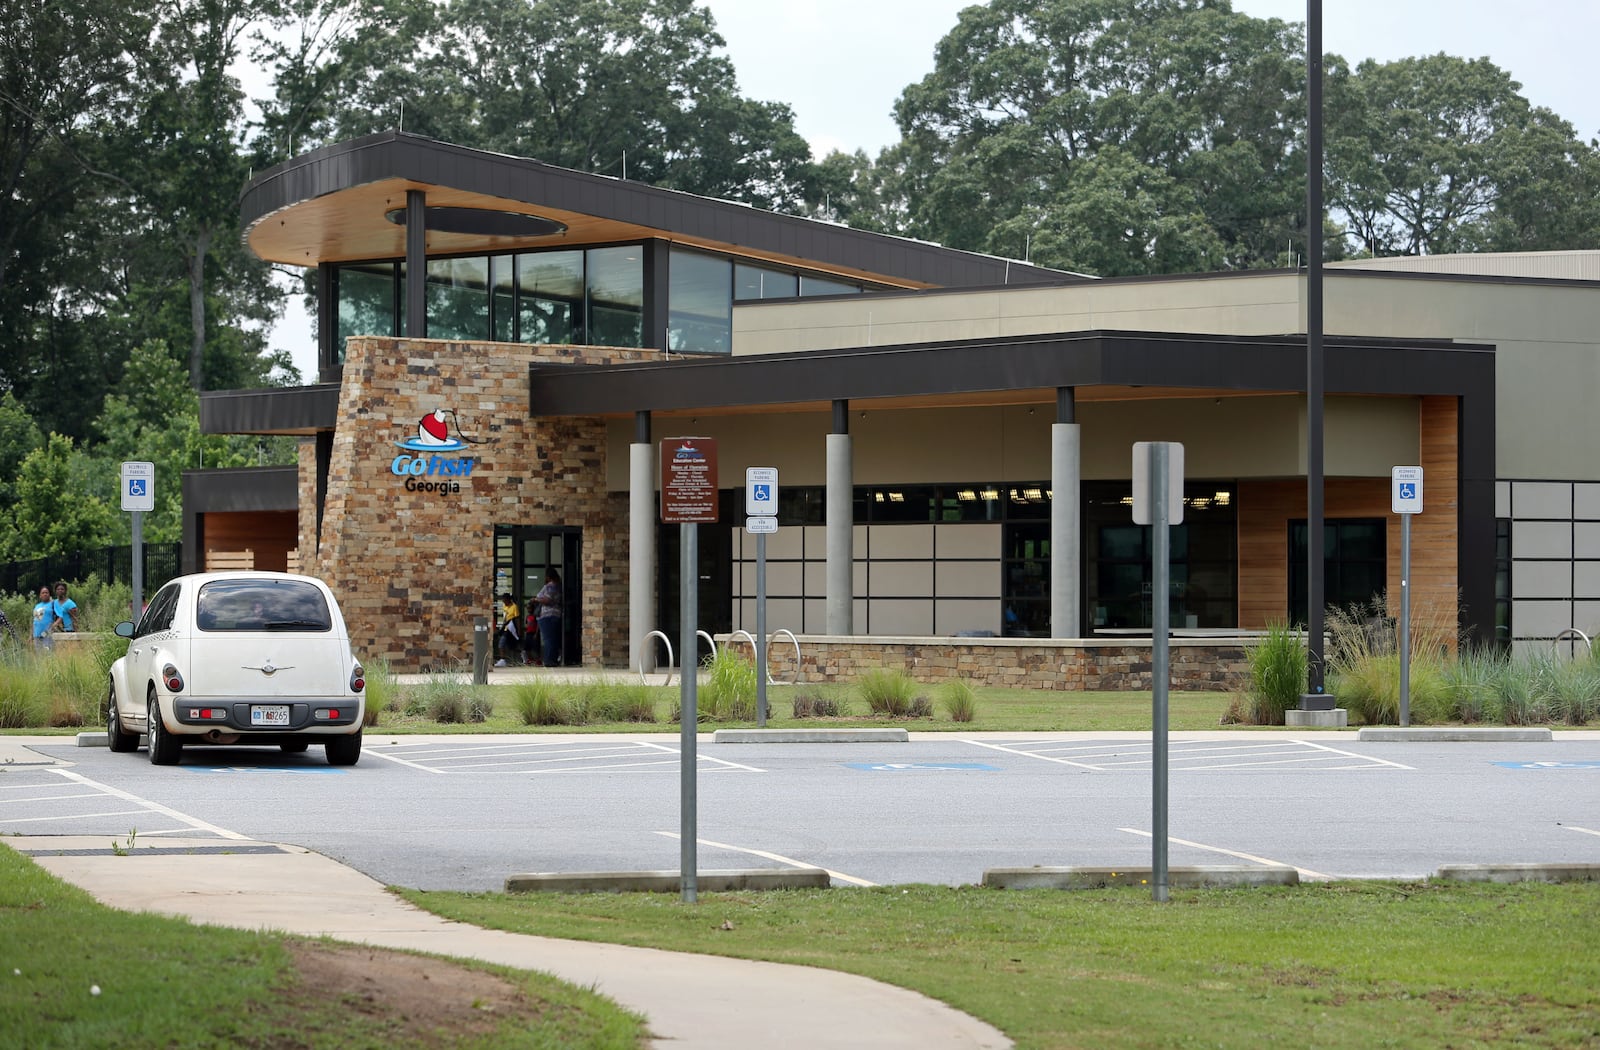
[845,762,999,772]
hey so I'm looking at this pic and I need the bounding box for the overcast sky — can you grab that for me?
[273,0,1600,377]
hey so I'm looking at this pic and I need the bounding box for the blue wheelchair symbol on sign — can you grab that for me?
[1398,482,1416,500]
[752,483,772,502]
[129,479,147,497]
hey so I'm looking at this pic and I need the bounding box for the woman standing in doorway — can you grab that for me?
[534,569,562,667]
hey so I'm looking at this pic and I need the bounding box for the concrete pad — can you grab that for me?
[714,728,908,743]
[1285,709,1348,728]
[1434,863,1600,884]
[982,865,1299,890]
[10,836,1007,1050]
[506,868,830,894]
[76,731,109,747]
[0,737,64,766]
[1358,727,1553,742]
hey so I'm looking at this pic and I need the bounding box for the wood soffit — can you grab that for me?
[245,177,934,289]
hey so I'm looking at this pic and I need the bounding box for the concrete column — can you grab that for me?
[826,402,853,635]
[1051,423,1082,638]
[630,412,656,671]
[1051,387,1081,638]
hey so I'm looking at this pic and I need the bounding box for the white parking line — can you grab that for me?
[655,831,877,887]
[363,749,446,773]
[47,769,248,839]
[963,739,1106,770]
[0,809,149,825]
[1297,738,1414,770]
[637,741,766,773]
[0,792,102,804]
[1118,826,1332,881]
[1565,825,1600,838]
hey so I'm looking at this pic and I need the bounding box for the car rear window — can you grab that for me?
[196,579,333,632]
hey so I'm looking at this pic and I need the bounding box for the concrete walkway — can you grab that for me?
[8,832,1008,1049]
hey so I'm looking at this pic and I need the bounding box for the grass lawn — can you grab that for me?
[357,683,1245,734]
[403,880,1600,1050]
[0,845,645,1049]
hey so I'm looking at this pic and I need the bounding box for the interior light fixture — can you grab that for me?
[957,489,977,501]
[981,488,1000,501]
[889,492,904,502]
[1215,491,1232,505]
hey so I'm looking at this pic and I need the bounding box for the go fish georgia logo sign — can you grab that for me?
[390,408,492,494]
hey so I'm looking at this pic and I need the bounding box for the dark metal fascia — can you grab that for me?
[179,466,299,512]
[199,384,341,434]
[526,331,1494,416]
[241,131,1075,288]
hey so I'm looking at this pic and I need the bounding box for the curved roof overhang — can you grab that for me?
[240,131,1079,290]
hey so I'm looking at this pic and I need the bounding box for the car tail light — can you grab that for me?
[162,664,184,692]
[188,708,226,720]
[315,708,342,720]
[350,665,365,693]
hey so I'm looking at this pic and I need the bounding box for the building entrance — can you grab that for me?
[494,525,580,666]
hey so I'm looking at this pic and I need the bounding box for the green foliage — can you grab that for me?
[3,435,117,561]
[700,649,757,722]
[0,663,44,728]
[514,679,578,726]
[857,668,930,718]
[1333,653,1450,726]
[361,658,396,726]
[1541,653,1600,725]
[1442,647,1507,724]
[937,680,978,723]
[1245,622,1307,725]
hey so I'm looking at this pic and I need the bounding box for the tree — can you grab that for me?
[890,0,1308,275]
[256,0,818,209]
[0,391,43,510]
[2,434,117,561]
[1325,54,1600,257]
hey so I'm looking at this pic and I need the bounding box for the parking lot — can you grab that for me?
[4,732,1597,890]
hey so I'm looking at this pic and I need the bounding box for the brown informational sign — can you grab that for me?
[660,437,719,523]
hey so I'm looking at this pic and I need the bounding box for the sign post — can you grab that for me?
[746,467,778,727]
[1133,442,1183,903]
[661,438,718,903]
[120,462,155,617]
[1392,466,1424,727]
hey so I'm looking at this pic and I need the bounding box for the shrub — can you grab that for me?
[792,689,845,718]
[1539,653,1600,726]
[0,665,42,728]
[939,680,979,722]
[858,668,923,718]
[1495,658,1549,725]
[592,680,658,723]
[415,673,475,723]
[1246,622,1306,725]
[700,649,756,722]
[1334,653,1449,725]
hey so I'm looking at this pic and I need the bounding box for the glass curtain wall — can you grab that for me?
[336,263,397,362]
[586,246,643,348]
[669,247,732,353]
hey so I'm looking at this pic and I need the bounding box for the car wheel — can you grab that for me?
[280,742,310,754]
[325,729,362,767]
[106,680,137,754]
[146,692,182,766]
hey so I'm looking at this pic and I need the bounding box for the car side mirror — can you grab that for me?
[114,621,135,638]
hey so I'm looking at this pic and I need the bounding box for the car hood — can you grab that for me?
[186,635,353,699]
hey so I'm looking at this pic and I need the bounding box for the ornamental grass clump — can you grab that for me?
[1245,622,1305,725]
[792,688,846,718]
[1442,646,1506,723]
[514,678,579,725]
[938,680,979,722]
[1537,651,1600,725]
[361,658,396,726]
[1326,593,1455,725]
[578,677,658,723]
[858,668,930,718]
[699,649,756,722]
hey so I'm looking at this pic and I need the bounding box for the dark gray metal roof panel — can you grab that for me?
[180,466,298,513]
[199,384,340,434]
[241,131,1077,288]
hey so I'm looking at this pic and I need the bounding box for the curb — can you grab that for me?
[713,728,908,743]
[982,865,1299,890]
[1434,863,1600,884]
[506,867,831,893]
[1358,727,1553,742]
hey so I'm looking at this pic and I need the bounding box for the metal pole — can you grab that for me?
[756,531,768,727]
[131,511,144,621]
[679,523,699,903]
[1305,0,1327,698]
[1151,443,1170,904]
[1400,512,1412,727]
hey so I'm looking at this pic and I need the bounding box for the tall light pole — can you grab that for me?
[1304,0,1328,702]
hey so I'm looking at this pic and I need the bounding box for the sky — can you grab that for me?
[269,0,1600,379]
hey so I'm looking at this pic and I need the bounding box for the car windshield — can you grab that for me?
[195,579,333,632]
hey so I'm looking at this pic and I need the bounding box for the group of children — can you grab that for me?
[0,582,78,651]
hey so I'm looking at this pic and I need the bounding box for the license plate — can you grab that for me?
[250,705,290,727]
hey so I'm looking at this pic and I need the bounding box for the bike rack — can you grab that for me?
[726,628,802,686]
[1551,627,1592,660]
[638,629,720,685]
[638,631,675,686]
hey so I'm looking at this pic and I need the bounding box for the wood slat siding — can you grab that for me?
[1237,397,1459,631]
[200,511,299,573]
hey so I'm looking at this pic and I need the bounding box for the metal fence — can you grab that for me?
[0,544,182,596]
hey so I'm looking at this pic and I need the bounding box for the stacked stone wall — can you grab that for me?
[721,636,1253,692]
[308,337,650,672]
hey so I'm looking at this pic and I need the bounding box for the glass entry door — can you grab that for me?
[494,525,580,666]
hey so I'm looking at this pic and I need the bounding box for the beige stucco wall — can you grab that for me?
[604,395,1418,491]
